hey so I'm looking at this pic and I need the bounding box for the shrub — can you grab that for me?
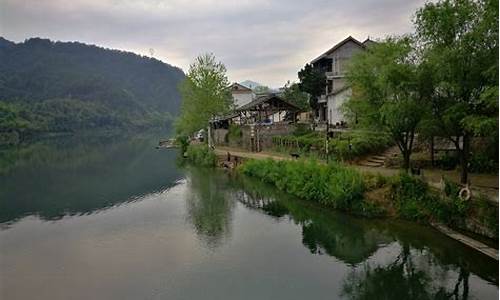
[239,159,366,212]
[185,144,217,167]
[176,135,189,153]
[469,152,497,173]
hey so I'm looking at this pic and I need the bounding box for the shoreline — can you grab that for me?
[213,146,499,260]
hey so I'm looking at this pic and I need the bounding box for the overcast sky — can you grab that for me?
[0,0,426,87]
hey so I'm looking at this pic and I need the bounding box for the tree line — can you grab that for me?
[0,37,185,141]
[344,0,497,183]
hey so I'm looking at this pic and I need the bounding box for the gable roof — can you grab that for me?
[311,36,365,64]
[236,94,301,112]
[231,82,253,92]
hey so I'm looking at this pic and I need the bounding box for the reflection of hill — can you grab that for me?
[184,168,236,249]
[0,134,183,224]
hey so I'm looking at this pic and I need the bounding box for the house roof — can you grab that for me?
[311,36,365,64]
[236,94,301,112]
[231,82,253,93]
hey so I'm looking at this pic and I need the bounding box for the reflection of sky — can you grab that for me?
[1,172,498,299]
[1,0,426,87]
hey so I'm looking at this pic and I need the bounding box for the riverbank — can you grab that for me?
[210,146,498,259]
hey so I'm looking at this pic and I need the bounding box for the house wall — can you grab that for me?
[233,92,254,108]
[325,40,364,76]
[327,88,351,126]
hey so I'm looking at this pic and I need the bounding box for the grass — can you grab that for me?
[238,158,376,215]
[237,158,497,238]
[185,144,217,167]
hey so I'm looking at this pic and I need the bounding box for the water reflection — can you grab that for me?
[184,168,235,248]
[228,174,498,299]
[0,133,182,225]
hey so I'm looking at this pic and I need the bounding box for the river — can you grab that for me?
[0,134,497,299]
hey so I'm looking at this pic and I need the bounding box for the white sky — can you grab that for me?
[0,0,426,87]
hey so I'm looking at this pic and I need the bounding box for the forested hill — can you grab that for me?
[0,37,185,141]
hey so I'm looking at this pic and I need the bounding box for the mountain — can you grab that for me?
[0,37,185,140]
[239,80,264,90]
[239,80,279,94]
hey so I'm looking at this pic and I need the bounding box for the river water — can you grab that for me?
[0,134,497,299]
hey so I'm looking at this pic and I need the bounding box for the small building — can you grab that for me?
[209,94,302,152]
[310,36,375,128]
[231,83,255,108]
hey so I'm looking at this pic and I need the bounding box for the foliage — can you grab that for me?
[281,81,310,111]
[175,53,233,135]
[253,85,271,94]
[176,135,190,154]
[388,173,470,226]
[414,0,498,182]
[469,152,497,173]
[272,130,391,160]
[239,159,367,213]
[346,37,431,170]
[0,37,184,138]
[185,144,217,167]
[297,63,326,110]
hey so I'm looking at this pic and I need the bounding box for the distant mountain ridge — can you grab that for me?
[0,37,185,137]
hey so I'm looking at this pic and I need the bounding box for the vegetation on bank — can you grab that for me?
[272,129,391,161]
[239,159,376,215]
[175,53,233,136]
[184,144,217,167]
[345,0,498,182]
[238,158,498,237]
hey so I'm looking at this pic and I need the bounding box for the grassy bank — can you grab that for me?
[238,158,498,238]
[238,159,380,216]
[184,144,217,167]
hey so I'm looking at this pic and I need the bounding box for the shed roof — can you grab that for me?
[236,94,301,112]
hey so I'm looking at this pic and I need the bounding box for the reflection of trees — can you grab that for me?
[230,175,496,299]
[0,134,182,224]
[231,175,391,264]
[185,168,235,249]
[342,244,471,299]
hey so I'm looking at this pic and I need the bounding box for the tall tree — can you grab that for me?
[176,53,233,135]
[281,81,310,111]
[297,64,326,110]
[346,37,431,171]
[415,0,498,183]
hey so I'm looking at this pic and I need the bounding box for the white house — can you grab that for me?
[310,36,375,127]
[231,83,255,108]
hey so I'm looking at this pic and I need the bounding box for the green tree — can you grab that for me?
[253,85,271,94]
[415,0,498,183]
[175,53,233,135]
[346,38,430,171]
[281,81,310,111]
[298,63,326,110]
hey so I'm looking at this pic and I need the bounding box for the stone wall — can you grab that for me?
[213,124,297,151]
[241,124,296,151]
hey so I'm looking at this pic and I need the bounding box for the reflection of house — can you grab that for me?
[231,83,255,108]
[311,36,375,128]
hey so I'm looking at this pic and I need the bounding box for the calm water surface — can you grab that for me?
[0,135,498,299]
